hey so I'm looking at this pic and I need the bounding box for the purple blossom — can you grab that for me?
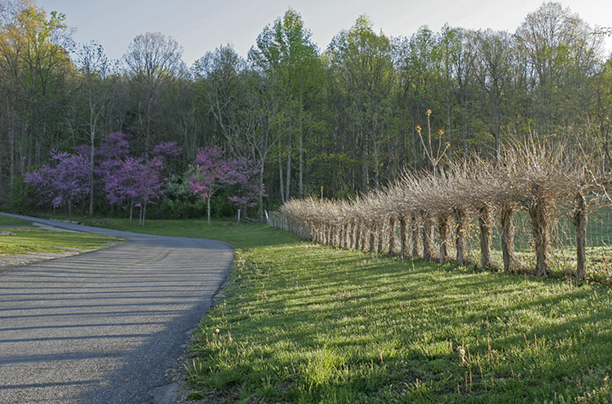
[151,141,182,157]
[24,149,90,216]
[190,147,231,200]
[189,146,233,225]
[223,158,263,211]
[95,134,173,224]
[97,132,130,160]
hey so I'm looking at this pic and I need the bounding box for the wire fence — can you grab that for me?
[486,208,612,252]
[460,207,612,275]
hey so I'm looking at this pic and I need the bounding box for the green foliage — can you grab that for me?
[157,197,207,220]
[156,174,207,219]
[8,175,30,210]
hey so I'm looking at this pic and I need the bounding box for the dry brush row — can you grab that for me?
[272,144,610,280]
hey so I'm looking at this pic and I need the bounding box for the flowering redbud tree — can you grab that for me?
[24,149,90,218]
[98,133,177,224]
[103,156,162,225]
[223,158,264,221]
[123,156,165,226]
[189,146,231,226]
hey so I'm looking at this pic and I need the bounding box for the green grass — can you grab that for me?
[37,217,612,402]
[189,234,612,403]
[75,217,293,249]
[0,217,122,255]
[0,215,34,227]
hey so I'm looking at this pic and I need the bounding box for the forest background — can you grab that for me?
[1,0,611,221]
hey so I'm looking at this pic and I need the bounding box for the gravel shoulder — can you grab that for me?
[0,250,85,268]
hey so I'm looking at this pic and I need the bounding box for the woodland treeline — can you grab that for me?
[0,0,611,217]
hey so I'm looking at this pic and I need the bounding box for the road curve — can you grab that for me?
[0,213,234,404]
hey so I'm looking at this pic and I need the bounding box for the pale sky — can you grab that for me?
[37,0,612,67]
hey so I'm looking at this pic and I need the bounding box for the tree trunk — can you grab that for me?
[573,192,588,281]
[422,215,435,261]
[278,151,285,203]
[207,196,211,227]
[362,139,369,191]
[285,127,292,201]
[411,215,420,258]
[388,217,396,255]
[455,209,467,266]
[369,227,376,253]
[399,215,407,258]
[88,103,98,218]
[438,214,450,265]
[9,124,15,193]
[299,85,304,199]
[479,204,493,270]
[372,125,380,189]
[258,169,265,224]
[500,203,517,273]
[528,198,550,277]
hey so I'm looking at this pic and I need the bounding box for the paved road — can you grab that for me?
[0,214,234,404]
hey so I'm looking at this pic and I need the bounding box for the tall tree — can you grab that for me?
[250,8,323,200]
[193,44,246,156]
[195,46,283,222]
[472,29,515,159]
[0,0,73,194]
[72,41,121,216]
[238,70,285,223]
[397,26,443,170]
[327,15,395,191]
[124,32,185,150]
[515,2,603,137]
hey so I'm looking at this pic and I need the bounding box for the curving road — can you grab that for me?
[0,213,234,404]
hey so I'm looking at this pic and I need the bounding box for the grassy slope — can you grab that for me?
[0,216,121,255]
[57,218,612,402]
[77,217,291,249]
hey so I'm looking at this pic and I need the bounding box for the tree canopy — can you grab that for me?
[0,2,610,218]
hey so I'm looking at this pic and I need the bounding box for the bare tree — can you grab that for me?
[73,41,120,216]
[124,32,184,150]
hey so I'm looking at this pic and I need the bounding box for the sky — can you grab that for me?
[37,0,612,67]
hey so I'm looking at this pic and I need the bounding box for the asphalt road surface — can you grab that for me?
[0,214,234,404]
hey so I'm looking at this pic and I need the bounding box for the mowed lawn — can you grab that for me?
[69,217,612,403]
[0,215,121,255]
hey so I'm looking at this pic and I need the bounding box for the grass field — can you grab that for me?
[0,215,121,255]
[59,216,612,403]
[0,214,36,227]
